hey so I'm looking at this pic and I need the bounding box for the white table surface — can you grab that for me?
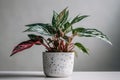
[0,71,120,80]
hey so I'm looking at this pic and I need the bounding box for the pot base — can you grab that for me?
[44,72,72,78]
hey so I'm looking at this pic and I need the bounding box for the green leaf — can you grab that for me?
[52,11,58,28]
[63,15,89,33]
[74,42,88,54]
[73,28,112,45]
[28,34,43,40]
[63,22,72,33]
[61,10,69,25]
[71,15,89,24]
[57,7,67,21]
[24,23,56,36]
[56,7,69,27]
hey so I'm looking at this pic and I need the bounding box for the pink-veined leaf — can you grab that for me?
[10,40,34,56]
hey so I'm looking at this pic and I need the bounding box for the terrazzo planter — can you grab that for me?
[43,52,74,77]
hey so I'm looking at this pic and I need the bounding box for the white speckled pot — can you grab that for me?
[43,52,74,77]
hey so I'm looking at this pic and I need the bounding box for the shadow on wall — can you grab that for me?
[105,9,120,71]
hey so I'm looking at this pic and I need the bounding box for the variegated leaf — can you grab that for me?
[73,28,112,45]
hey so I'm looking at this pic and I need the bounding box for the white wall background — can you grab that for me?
[0,0,120,71]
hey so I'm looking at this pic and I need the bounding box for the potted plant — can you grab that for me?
[10,8,112,77]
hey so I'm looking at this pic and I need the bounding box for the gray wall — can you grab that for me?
[0,0,120,71]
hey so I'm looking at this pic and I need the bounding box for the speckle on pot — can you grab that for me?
[43,52,74,77]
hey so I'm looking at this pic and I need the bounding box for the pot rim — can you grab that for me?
[43,51,75,54]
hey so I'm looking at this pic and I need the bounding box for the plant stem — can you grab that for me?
[43,38,52,49]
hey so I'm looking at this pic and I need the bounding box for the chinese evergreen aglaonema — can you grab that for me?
[10,8,112,56]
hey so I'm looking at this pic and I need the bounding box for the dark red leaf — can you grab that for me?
[32,39,43,45]
[34,40,41,45]
[10,40,34,56]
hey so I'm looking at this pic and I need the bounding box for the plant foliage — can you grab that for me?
[11,8,112,56]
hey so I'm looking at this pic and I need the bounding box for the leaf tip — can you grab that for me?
[108,41,112,45]
[10,53,14,57]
